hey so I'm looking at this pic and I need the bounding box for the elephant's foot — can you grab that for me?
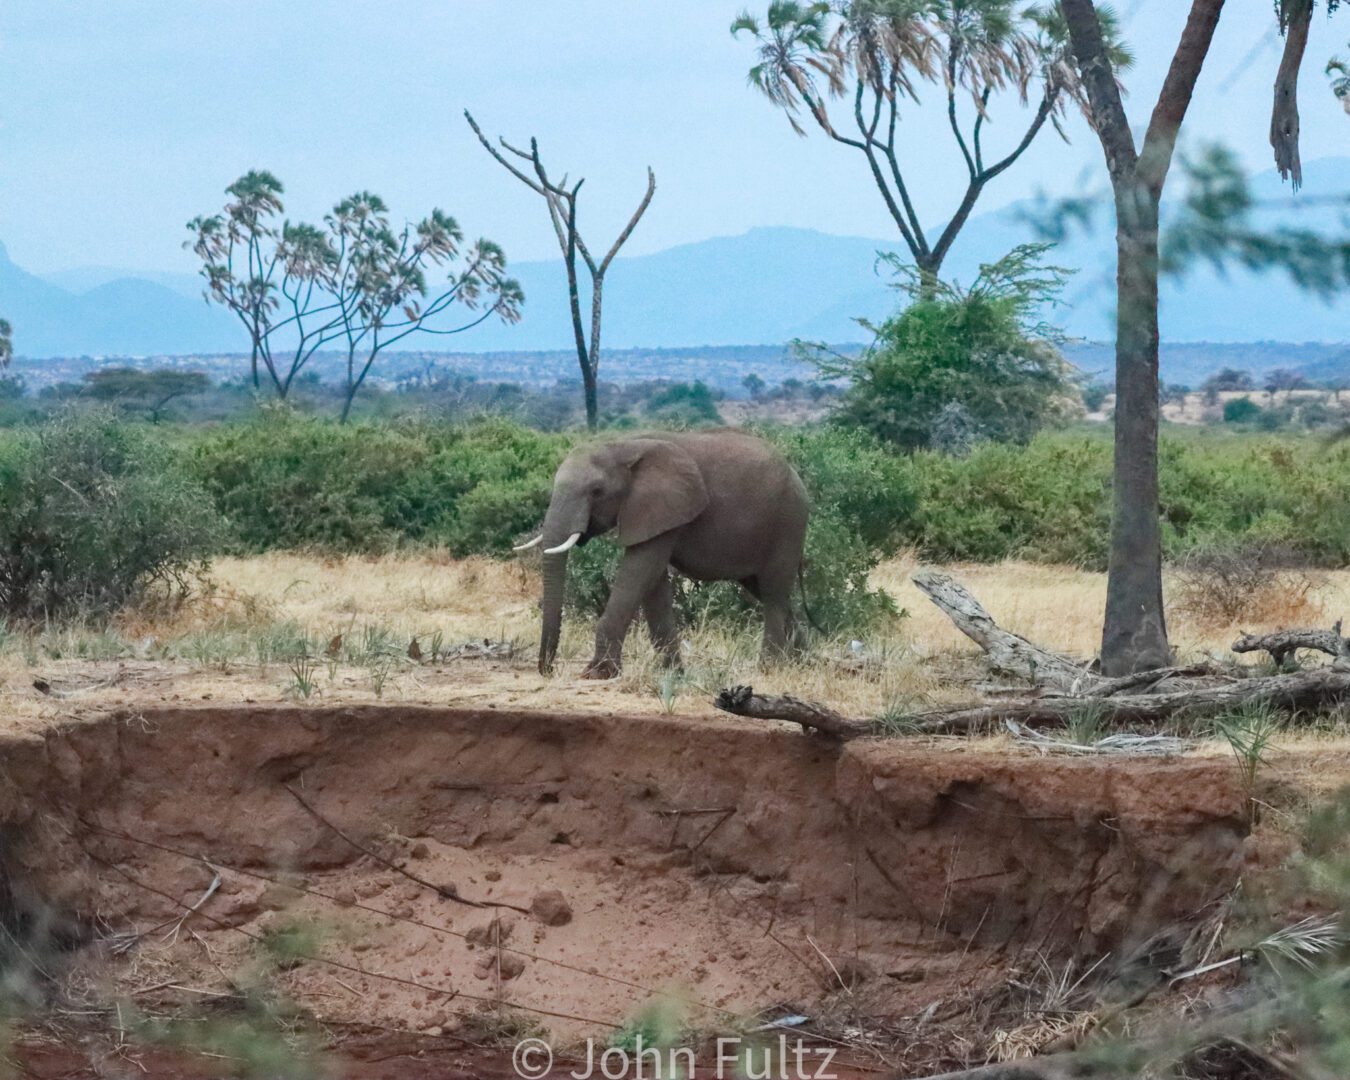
[581,656,621,680]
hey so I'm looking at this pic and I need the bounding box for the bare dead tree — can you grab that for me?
[465,111,656,431]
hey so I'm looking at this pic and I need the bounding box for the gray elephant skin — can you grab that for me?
[517,429,810,678]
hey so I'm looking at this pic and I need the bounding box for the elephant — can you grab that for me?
[516,429,810,678]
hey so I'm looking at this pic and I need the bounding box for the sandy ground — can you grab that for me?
[0,551,1343,738]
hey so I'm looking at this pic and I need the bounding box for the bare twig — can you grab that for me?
[282,783,529,913]
[160,873,222,945]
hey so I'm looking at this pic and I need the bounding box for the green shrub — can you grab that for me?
[769,426,918,553]
[642,381,723,426]
[191,411,567,553]
[1081,381,1111,412]
[563,537,624,618]
[900,434,1113,565]
[899,429,1350,569]
[807,245,1075,451]
[1224,397,1263,424]
[0,411,221,620]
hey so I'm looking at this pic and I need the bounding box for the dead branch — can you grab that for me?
[1232,622,1348,667]
[722,573,1350,741]
[713,685,874,738]
[1078,662,1223,697]
[912,570,1098,691]
[283,784,529,914]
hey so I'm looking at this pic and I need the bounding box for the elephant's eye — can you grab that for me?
[590,483,603,496]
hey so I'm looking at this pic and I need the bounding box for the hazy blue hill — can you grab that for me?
[67,278,237,356]
[1,241,236,357]
[42,265,204,299]
[2,157,1348,361]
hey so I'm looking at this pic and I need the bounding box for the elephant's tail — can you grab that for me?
[797,563,824,634]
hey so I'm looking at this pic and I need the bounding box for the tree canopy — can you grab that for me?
[731,0,1129,279]
[807,244,1075,451]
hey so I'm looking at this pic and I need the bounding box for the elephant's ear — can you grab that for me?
[617,440,709,547]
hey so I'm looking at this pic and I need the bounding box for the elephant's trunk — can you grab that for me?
[538,551,568,675]
[536,480,590,676]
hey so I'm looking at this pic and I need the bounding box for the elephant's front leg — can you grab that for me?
[583,538,675,679]
[642,571,681,670]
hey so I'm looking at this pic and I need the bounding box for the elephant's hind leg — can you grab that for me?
[756,565,797,667]
[642,572,681,669]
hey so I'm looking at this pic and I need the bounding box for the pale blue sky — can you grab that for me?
[1,1,1347,276]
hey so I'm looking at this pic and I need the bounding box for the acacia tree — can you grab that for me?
[731,0,1128,283]
[1060,0,1336,675]
[466,111,656,431]
[82,369,210,422]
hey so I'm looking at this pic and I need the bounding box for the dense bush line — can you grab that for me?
[42,415,1350,571]
[6,411,1350,624]
[190,413,570,556]
[185,413,1350,597]
[900,432,1350,568]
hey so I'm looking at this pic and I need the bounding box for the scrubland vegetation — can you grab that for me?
[8,409,1350,622]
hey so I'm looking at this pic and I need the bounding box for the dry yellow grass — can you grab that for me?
[1,550,1347,737]
[878,552,1344,663]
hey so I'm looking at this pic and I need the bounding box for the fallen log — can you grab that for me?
[913,569,1096,691]
[716,667,1350,739]
[1078,662,1224,697]
[1232,622,1348,666]
[909,667,1350,734]
[721,574,1350,741]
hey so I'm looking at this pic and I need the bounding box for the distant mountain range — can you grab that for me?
[3,158,1348,381]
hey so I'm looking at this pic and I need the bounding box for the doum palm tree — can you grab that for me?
[731,0,1130,285]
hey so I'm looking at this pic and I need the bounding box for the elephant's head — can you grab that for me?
[518,437,708,674]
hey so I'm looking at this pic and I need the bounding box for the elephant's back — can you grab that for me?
[670,430,808,576]
[678,429,804,502]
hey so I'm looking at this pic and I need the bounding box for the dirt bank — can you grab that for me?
[0,705,1252,1073]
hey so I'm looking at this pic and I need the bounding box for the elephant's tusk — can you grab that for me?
[544,532,582,555]
[512,534,543,551]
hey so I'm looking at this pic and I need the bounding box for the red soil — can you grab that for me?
[0,706,1256,1076]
